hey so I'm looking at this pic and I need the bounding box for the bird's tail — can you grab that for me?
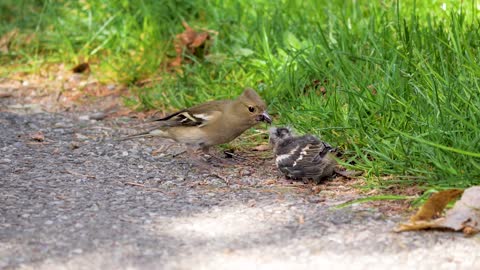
[116,132,151,141]
[116,129,167,141]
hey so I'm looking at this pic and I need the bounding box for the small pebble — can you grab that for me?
[89,112,107,121]
[0,158,11,164]
[78,115,90,121]
[71,249,83,255]
[13,142,23,148]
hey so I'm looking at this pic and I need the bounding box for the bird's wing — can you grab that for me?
[149,100,227,128]
[119,100,227,140]
[278,139,335,179]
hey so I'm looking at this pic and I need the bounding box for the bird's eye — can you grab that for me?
[248,106,255,113]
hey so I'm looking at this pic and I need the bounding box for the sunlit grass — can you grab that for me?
[1,0,479,187]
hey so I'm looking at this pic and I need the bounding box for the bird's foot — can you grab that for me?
[197,153,237,167]
[187,159,230,185]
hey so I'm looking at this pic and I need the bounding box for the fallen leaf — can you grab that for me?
[30,132,45,142]
[394,220,441,232]
[171,21,217,67]
[395,187,480,235]
[252,144,270,151]
[409,189,464,222]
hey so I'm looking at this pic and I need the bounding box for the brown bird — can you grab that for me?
[123,88,272,161]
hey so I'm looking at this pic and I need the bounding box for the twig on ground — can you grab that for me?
[124,182,145,187]
[63,170,96,179]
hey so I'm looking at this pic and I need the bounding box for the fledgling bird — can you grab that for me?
[123,88,272,159]
[269,127,337,183]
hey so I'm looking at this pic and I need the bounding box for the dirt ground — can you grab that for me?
[1,78,479,270]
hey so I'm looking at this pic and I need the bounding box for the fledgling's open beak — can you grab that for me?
[257,111,272,124]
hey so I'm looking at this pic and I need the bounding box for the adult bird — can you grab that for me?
[123,88,272,161]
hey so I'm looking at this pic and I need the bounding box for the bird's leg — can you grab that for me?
[184,146,215,172]
[184,147,230,185]
[199,146,213,162]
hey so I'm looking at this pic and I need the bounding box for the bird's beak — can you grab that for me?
[257,111,272,124]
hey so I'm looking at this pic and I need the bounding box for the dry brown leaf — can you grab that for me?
[191,32,210,48]
[171,21,217,67]
[410,189,464,222]
[0,28,18,53]
[30,131,45,142]
[394,220,444,232]
[395,187,480,235]
[252,144,270,151]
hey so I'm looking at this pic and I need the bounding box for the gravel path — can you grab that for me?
[1,109,479,270]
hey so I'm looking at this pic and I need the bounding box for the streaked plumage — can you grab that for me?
[269,127,337,182]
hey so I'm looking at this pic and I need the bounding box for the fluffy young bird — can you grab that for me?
[269,127,337,183]
[124,88,272,155]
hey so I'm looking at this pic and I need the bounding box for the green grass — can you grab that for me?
[1,0,480,187]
